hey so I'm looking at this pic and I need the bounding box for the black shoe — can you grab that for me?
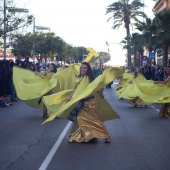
[43,115,49,118]
[105,138,111,143]
[10,99,17,102]
[88,138,98,143]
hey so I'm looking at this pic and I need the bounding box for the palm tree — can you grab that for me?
[121,33,144,67]
[130,33,144,67]
[106,0,147,67]
[136,17,158,65]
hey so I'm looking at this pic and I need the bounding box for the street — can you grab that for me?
[0,80,170,170]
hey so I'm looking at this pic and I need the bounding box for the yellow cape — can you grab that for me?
[133,75,170,104]
[13,64,80,108]
[116,73,170,104]
[42,67,123,124]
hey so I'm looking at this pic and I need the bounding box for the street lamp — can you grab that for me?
[32,16,51,63]
[35,26,51,33]
[106,41,123,52]
[3,0,29,60]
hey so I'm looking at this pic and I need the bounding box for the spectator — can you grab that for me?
[9,62,17,102]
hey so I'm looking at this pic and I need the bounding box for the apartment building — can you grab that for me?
[153,0,170,65]
[153,0,170,12]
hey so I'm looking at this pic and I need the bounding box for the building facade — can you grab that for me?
[153,0,170,66]
[153,0,170,12]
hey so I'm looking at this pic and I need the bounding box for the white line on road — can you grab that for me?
[155,109,159,112]
[151,106,155,108]
[39,121,72,170]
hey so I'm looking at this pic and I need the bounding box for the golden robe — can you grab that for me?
[159,103,170,118]
[69,98,110,143]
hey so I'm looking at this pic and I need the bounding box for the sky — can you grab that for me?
[15,0,155,65]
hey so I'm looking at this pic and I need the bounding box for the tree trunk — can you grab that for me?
[139,51,144,67]
[125,23,131,68]
[134,48,137,67]
[163,43,168,66]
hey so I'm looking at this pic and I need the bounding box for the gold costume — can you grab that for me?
[159,103,170,118]
[127,97,146,107]
[69,98,110,143]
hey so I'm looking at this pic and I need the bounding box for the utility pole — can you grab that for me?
[3,0,29,60]
[3,0,6,60]
[32,23,51,63]
[32,16,35,63]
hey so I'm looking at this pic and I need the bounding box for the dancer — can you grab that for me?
[42,63,123,143]
[127,67,148,107]
[35,63,57,118]
[66,62,111,143]
[13,63,80,118]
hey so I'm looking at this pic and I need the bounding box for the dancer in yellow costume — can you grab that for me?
[116,67,148,107]
[34,63,57,118]
[13,63,80,117]
[67,62,111,143]
[115,70,134,99]
[154,66,170,118]
[127,67,148,107]
[42,63,123,143]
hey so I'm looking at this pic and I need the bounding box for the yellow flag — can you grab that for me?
[83,48,99,62]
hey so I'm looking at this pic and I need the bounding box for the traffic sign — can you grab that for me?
[149,52,155,60]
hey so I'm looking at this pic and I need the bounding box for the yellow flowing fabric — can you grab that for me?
[42,67,123,124]
[116,72,170,104]
[132,76,170,104]
[116,72,137,99]
[13,64,80,108]
[115,72,134,91]
[83,48,99,62]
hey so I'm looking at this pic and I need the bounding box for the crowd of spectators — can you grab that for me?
[129,65,165,81]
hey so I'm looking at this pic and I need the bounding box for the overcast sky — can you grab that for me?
[15,0,155,65]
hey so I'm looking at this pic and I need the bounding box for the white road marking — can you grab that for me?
[155,109,159,112]
[113,82,118,84]
[39,121,72,170]
[151,106,155,108]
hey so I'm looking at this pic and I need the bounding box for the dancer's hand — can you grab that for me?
[66,95,72,102]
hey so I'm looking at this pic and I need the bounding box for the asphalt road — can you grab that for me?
[0,80,170,170]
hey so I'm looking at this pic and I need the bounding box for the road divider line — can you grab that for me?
[155,109,159,112]
[39,121,72,170]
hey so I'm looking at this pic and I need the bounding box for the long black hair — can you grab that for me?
[79,62,94,82]
[50,63,57,73]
